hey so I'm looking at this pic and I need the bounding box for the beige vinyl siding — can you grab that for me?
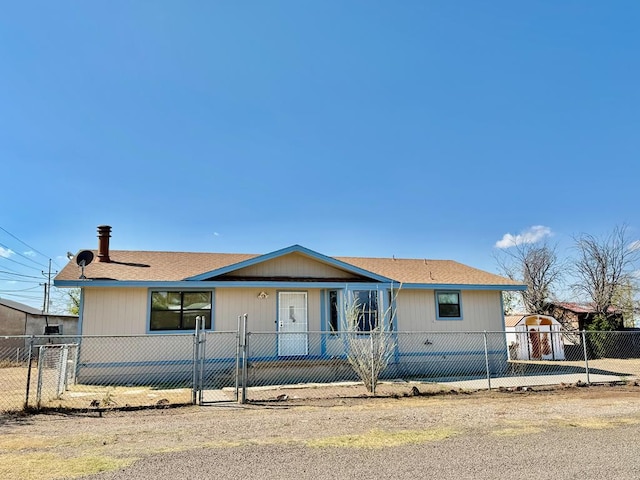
[460,290,504,331]
[226,253,355,279]
[214,288,321,332]
[396,290,503,332]
[395,289,506,362]
[78,334,195,374]
[82,287,148,335]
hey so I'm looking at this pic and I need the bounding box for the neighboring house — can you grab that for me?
[548,302,625,331]
[0,298,79,360]
[53,226,525,384]
[505,314,565,361]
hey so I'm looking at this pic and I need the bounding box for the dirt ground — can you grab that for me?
[3,356,640,413]
[2,383,640,479]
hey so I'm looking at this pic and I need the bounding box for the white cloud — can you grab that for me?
[0,246,14,258]
[628,240,640,252]
[213,232,220,237]
[23,250,36,257]
[495,225,552,249]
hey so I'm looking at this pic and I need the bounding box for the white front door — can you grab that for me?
[278,292,308,356]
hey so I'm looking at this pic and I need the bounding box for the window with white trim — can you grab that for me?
[150,291,212,331]
[435,291,462,320]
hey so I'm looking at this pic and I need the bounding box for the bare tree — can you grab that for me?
[495,243,563,314]
[342,287,399,395]
[572,225,639,328]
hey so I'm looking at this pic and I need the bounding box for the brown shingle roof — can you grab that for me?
[55,248,522,287]
[337,257,519,286]
[551,302,621,314]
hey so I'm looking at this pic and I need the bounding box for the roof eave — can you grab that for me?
[402,283,527,291]
[55,280,527,291]
[54,279,397,289]
[184,244,394,283]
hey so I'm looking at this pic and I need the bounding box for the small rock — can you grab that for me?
[411,386,420,396]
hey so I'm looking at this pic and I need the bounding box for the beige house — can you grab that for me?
[54,226,525,383]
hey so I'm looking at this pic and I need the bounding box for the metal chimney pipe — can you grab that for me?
[97,225,111,263]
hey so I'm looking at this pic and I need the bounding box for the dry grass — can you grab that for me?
[0,366,193,413]
[2,356,640,414]
[307,428,458,448]
[3,385,640,479]
[0,453,133,480]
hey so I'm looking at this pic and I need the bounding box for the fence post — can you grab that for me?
[192,316,200,405]
[35,345,45,410]
[234,315,242,402]
[483,331,492,390]
[370,331,375,395]
[582,330,590,385]
[23,336,34,410]
[198,318,206,405]
[241,314,249,404]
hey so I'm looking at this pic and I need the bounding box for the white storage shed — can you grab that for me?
[506,314,565,361]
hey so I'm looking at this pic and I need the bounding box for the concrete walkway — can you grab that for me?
[435,372,625,390]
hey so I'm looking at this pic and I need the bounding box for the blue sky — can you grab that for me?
[1,1,638,311]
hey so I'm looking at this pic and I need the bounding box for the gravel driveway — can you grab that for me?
[85,425,640,480]
[3,384,640,479]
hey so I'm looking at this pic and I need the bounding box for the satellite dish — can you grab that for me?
[76,250,94,267]
[76,250,94,279]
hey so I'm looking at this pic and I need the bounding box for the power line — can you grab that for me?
[0,292,42,301]
[0,263,23,275]
[0,277,42,284]
[0,255,43,272]
[0,240,49,269]
[0,225,62,269]
[0,270,43,279]
[0,285,41,293]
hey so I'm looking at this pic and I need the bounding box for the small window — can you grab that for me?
[329,290,339,333]
[150,291,212,331]
[436,291,462,320]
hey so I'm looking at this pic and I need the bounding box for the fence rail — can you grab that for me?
[1,330,640,413]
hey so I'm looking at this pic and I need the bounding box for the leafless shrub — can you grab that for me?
[342,287,399,394]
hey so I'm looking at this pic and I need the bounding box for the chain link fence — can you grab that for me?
[2,330,640,413]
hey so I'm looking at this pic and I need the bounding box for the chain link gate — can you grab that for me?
[193,315,247,404]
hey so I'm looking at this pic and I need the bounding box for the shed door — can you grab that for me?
[278,292,308,356]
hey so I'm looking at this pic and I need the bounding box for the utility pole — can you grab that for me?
[42,259,57,314]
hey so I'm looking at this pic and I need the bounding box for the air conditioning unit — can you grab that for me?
[44,325,61,335]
